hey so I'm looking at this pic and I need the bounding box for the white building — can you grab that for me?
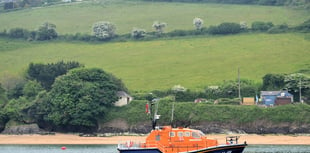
[114,91,133,107]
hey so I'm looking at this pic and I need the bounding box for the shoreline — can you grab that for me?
[0,133,309,145]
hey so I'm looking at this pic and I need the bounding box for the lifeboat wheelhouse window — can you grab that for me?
[156,135,160,141]
[177,132,183,137]
[169,132,175,137]
[184,131,191,137]
[192,132,200,138]
[192,130,205,138]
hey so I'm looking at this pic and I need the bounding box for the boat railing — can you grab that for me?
[226,136,240,145]
[118,140,143,149]
[117,140,167,152]
[118,140,161,149]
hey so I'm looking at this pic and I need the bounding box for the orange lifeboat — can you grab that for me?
[117,101,247,153]
[117,125,247,153]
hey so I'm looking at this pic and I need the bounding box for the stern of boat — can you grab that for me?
[117,140,162,153]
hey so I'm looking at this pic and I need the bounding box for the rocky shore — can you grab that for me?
[2,119,309,136]
[98,119,310,135]
[1,120,309,145]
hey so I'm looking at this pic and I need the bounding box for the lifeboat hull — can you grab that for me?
[118,148,161,153]
[184,144,247,153]
[118,144,246,153]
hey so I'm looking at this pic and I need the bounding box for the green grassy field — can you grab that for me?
[0,0,309,35]
[0,33,309,91]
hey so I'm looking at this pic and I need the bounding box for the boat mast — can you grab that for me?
[170,102,175,127]
[238,67,241,104]
[149,98,160,130]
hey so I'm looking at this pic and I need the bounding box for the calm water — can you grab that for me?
[0,144,309,153]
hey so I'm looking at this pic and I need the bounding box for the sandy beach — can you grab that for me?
[0,133,309,145]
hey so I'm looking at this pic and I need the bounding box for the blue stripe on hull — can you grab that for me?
[118,144,246,153]
[118,148,162,153]
[187,144,247,153]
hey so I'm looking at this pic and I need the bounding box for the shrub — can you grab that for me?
[268,23,289,34]
[295,19,310,32]
[35,22,58,40]
[167,30,190,37]
[251,21,274,31]
[4,2,15,10]
[152,21,167,35]
[0,83,8,107]
[0,30,7,36]
[9,28,29,39]
[92,21,116,40]
[0,109,8,132]
[240,21,248,30]
[208,22,241,34]
[131,28,146,39]
[216,98,240,105]
[27,61,83,90]
[193,17,203,30]
[74,33,93,41]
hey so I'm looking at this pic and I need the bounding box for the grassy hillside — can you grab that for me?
[0,33,309,91]
[0,0,309,35]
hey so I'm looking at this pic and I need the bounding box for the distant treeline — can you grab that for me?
[144,0,310,8]
[2,0,309,13]
[1,0,70,11]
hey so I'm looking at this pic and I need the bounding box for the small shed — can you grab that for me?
[275,97,292,106]
[242,97,255,105]
[114,91,133,107]
[260,91,293,106]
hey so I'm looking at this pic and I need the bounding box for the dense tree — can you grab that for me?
[0,109,8,132]
[3,81,44,125]
[7,81,25,99]
[240,21,248,30]
[143,0,309,8]
[0,83,8,107]
[26,61,82,90]
[0,89,8,131]
[208,22,241,34]
[47,68,127,132]
[26,91,52,130]
[284,73,310,102]
[267,23,288,34]
[35,22,58,40]
[92,21,116,40]
[262,73,285,90]
[4,97,33,123]
[4,2,15,10]
[152,21,167,35]
[296,18,310,32]
[220,79,258,98]
[22,80,44,99]
[131,28,146,39]
[9,28,29,39]
[193,17,203,30]
[251,21,274,31]
[205,79,258,100]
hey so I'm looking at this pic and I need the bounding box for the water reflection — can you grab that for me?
[244,145,310,153]
[0,144,309,153]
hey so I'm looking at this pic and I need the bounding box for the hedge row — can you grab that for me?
[1,19,309,42]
